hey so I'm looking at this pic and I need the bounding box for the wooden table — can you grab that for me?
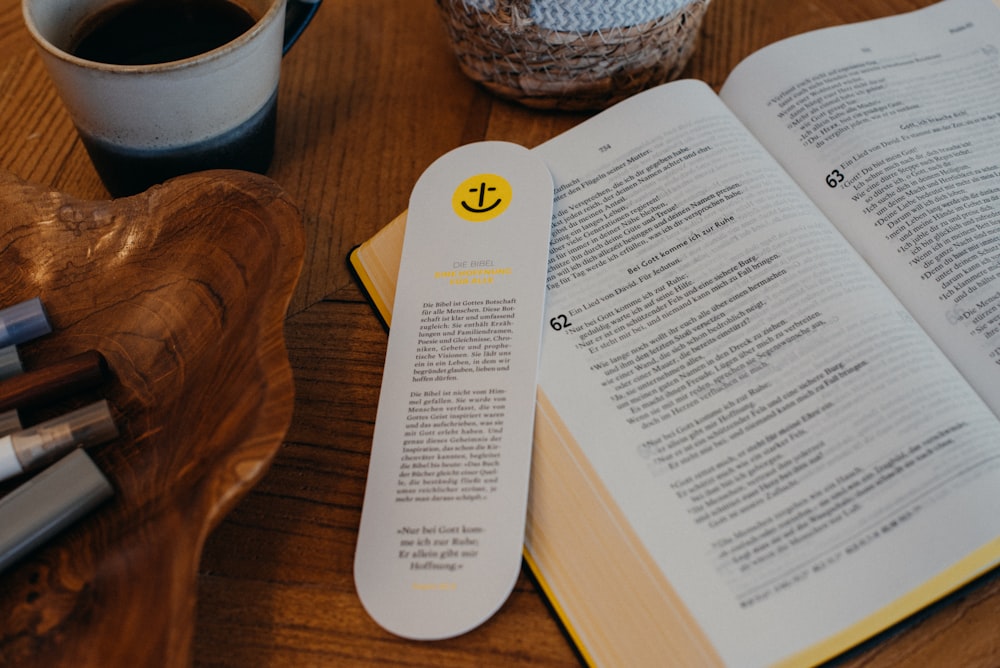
[2,0,999,665]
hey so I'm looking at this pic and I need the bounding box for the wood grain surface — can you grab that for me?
[1,0,998,666]
[0,170,303,667]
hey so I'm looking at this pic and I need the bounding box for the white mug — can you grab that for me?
[22,0,321,196]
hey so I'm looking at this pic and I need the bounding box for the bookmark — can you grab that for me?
[354,141,553,640]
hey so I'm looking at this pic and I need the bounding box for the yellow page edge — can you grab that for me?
[349,245,393,327]
[778,537,1000,667]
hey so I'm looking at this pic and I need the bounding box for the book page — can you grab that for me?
[720,0,1000,415]
[533,79,1000,666]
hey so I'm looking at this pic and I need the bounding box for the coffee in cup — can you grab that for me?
[71,0,258,66]
[22,0,321,196]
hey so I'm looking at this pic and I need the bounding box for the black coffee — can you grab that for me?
[71,0,257,65]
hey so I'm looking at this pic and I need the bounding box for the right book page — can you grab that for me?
[720,0,1000,414]
[527,6,1000,667]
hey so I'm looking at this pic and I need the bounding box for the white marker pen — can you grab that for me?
[0,400,118,482]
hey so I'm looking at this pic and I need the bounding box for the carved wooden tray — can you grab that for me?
[0,170,304,667]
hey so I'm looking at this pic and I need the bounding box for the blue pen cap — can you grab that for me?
[0,298,52,348]
[0,346,22,380]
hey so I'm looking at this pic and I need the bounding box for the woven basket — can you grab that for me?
[436,0,711,111]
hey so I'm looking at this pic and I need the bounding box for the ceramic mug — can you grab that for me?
[22,0,321,196]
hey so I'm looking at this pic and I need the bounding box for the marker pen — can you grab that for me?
[0,410,21,436]
[0,348,24,435]
[0,448,113,573]
[0,298,52,348]
[0,346,22,380]
[0,400,119,483]
[0,350,109,413]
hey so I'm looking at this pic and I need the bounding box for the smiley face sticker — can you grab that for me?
[452,173,512,222]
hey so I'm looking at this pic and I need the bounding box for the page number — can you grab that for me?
[550,314,572,331]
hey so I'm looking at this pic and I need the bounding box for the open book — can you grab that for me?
[349,0,1000,664]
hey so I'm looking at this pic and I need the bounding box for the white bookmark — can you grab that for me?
[354,141,554,640]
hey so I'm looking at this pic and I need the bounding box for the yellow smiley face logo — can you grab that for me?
[452,173,512,222]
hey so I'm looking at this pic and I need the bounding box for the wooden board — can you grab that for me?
[0,169,304,667]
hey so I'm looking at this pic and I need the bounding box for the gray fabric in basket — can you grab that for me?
[461,0,690,32]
